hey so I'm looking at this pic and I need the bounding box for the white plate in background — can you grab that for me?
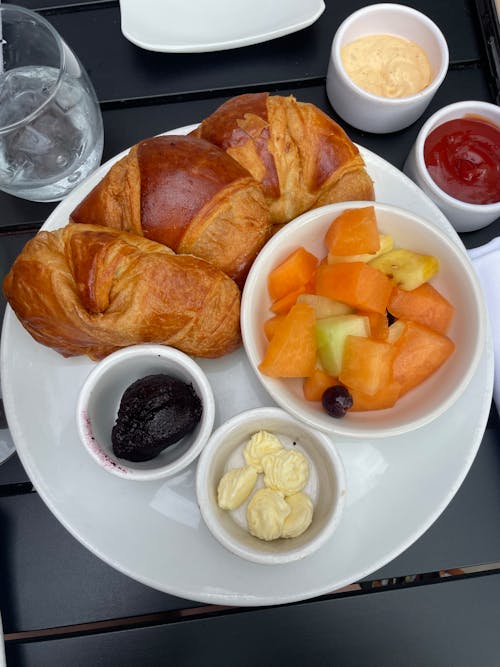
[0,126,493,607]
[119,0,325,52]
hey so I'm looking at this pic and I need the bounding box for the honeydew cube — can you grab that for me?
[315,314,370,377]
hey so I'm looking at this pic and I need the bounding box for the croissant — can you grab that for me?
[192,93,375,226]
[69,135,272,287]
[3,224,242,360]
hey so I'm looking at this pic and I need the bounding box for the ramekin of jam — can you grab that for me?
[76,344,215,481]
[404,100,500,232]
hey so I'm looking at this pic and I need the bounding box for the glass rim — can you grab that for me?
[0,3,66,135]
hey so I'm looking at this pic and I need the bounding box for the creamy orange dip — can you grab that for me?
[341,34,432,98]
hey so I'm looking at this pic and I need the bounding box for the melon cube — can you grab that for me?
[316,314,370,377]
[339,335,396,397]
[259,303,317,378]
[296,293,353,318]
[349,381,401,411]
[392,320,455,395]
[388,283,455,334]
[315,261,393,314]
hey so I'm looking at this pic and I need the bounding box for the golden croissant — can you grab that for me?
[3,224,242,360]
[192,93,375,226]
[69,134,272,287]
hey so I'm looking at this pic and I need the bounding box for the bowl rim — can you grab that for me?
[240,201,487,439]
[330,2,449,105]
[76,343,215,481]
[195,406,347,565]
[412,100,500,212]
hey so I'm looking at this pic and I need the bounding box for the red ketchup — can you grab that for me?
[423,115,500,205]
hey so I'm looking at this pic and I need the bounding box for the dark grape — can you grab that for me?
[321,385,353,418]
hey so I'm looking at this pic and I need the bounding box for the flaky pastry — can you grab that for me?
[69,135,272,287]
[3,224,242,360]
[192,92,375,226]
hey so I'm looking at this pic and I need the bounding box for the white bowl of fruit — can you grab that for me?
[241,202,487,438]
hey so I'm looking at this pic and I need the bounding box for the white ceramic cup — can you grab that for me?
[404,100,500,232]
[76,344,215,481]
[326,3,449,133]
[196,407,346,565]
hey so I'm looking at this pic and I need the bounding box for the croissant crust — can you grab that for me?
[192,93,375,225]
[70,135,272,287]
[3,224,242,360]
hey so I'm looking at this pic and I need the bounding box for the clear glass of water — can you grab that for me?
[0,4,104,202]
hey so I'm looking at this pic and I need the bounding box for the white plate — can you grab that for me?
[0,382,15,465]
[119,0,325,52]
[0,610,5,667]
[1,126,494,607]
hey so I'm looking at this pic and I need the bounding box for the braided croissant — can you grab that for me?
[192,93,375,226]
[69,135,272,287]
[3,224,241,360]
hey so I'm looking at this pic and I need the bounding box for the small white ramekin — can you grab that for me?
[404,100,500,232]
[326,3,449,133]
[76,344,215,481]
[196,407,346,565]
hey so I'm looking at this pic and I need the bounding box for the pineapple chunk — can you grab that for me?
[327,233,394,265]
[369,248,439,290]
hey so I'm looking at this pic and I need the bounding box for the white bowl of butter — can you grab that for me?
[195,407,346,565]
[326,3,449,133]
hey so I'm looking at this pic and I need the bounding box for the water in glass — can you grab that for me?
[0,65,103,201]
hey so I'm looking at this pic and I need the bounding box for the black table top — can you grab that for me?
[1,1,500,665]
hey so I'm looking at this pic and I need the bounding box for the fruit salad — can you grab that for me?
[258,206,455,417]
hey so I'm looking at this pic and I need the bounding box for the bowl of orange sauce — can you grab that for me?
[404,100,500,232]
[326,3,449,133]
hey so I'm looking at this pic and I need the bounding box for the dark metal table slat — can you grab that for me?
[9,0,484,107]
[5,572,500,667]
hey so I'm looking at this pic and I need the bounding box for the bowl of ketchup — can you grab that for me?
[404,101,500,232]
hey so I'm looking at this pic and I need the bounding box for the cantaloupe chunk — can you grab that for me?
[387,283,455,334]
[339,335,396,396]
[303,368,339,401]
[325,206,380,256]
[259,303,317,377]
[392,320,455,395]
[350,381,401,411]
[315,261,393,314]
[267,247,318,302]
[263,315,285,341]
[327,233,394,265]
[270,286,307,315]
[360,311,389,341]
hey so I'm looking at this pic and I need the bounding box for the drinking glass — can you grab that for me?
[0,4,104,202]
